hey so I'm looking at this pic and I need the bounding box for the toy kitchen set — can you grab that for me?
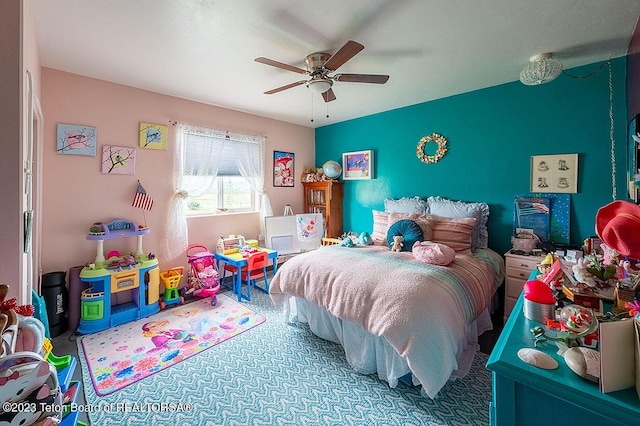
[78,218,160,334]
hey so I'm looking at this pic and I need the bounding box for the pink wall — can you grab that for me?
[628,15,640,120]
[24,0,41,94]
[40,68,314,275]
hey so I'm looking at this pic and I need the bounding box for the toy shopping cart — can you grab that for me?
[160,267,185,310]
[185,245,221,306]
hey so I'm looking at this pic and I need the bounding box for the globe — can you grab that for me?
[322,160,342,179]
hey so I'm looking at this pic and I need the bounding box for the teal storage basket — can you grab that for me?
[32,289,51,338]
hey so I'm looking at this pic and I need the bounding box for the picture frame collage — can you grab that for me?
[56,122,168,175]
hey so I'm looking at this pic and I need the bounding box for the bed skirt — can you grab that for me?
[287,296,493,397]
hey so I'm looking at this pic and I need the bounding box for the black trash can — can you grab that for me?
[41,271,69,338]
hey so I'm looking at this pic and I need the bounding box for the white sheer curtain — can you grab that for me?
[163,123,227,260]
[229,131,273,236]
[162,124,273,261]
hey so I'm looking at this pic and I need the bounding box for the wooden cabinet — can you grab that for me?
[503,252,543,323]
[303,181,343,238]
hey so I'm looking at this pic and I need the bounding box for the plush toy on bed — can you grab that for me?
[359,231,373,246]
[412,241,456,266]
[390,235,404,252]
[340,237,355,247]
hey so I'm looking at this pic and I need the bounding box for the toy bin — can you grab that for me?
[31,289,51,338]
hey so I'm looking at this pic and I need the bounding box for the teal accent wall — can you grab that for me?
[316,58,628,256]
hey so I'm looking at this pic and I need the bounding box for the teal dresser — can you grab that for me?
[486,294,640,425]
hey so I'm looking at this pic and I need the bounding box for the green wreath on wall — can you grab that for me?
[416,133,447,164]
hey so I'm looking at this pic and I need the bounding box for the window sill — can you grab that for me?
[186,210,258,219]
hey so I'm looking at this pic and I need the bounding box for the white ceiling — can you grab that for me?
[32,0,640,128]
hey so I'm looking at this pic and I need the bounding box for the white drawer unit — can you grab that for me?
[503,252,544,322]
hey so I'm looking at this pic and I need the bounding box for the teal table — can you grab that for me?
[214,248,278,301]
[486,292,640,425]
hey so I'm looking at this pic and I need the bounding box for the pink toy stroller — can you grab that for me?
[185,245,221,306]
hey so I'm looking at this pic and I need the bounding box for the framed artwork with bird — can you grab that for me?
[101,145,136,175]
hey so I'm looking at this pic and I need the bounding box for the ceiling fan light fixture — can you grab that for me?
[307,78,333,94]
[519,53,563,86]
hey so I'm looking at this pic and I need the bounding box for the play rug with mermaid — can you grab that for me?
[78,293,265,395]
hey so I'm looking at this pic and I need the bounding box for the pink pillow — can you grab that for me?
[387,212,434,241]
[371,210,390,243]
[412,241,456,266]
[427,214,476,253]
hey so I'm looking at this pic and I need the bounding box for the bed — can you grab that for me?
[269,198,505,399]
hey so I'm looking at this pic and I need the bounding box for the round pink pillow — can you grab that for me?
[412,241,456,266]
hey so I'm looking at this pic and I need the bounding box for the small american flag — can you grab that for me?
[132,182,153,211]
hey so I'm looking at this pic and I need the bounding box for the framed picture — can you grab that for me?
[102,146,136,175]
[342,150,373,180]
[139,122,168,150]
[530,153,578,193]
[273,151,294,187]
[56,123,97,156]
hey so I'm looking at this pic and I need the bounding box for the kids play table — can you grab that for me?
[214,248,278,301]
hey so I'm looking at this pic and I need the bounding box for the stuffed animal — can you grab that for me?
[341,231,359,240]
[358,231,373,246]
[390,235,404,252]
[0,284,26,357]
[339,237,355,247]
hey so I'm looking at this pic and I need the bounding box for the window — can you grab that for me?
[163,122,272,261]
[181,128,259,216]
[184,176,254,214]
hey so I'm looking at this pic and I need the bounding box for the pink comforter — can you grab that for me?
[270,244,504,398]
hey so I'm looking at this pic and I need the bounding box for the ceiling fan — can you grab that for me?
[255,40,389,102]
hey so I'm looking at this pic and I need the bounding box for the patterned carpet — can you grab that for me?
[78,289,492,425]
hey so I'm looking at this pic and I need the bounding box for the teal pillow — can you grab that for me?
[386,219,423,251]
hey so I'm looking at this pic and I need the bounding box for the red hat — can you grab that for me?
[595,200,640,258]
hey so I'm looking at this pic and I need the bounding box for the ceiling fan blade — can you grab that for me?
[322,88,336,103]
[254,57,307,75]
[264,80,306,94]
[334,73,389,84]
[323,40,364,71]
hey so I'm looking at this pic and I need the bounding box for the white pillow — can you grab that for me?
[384,196,428,214]
[427,196,489,249]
